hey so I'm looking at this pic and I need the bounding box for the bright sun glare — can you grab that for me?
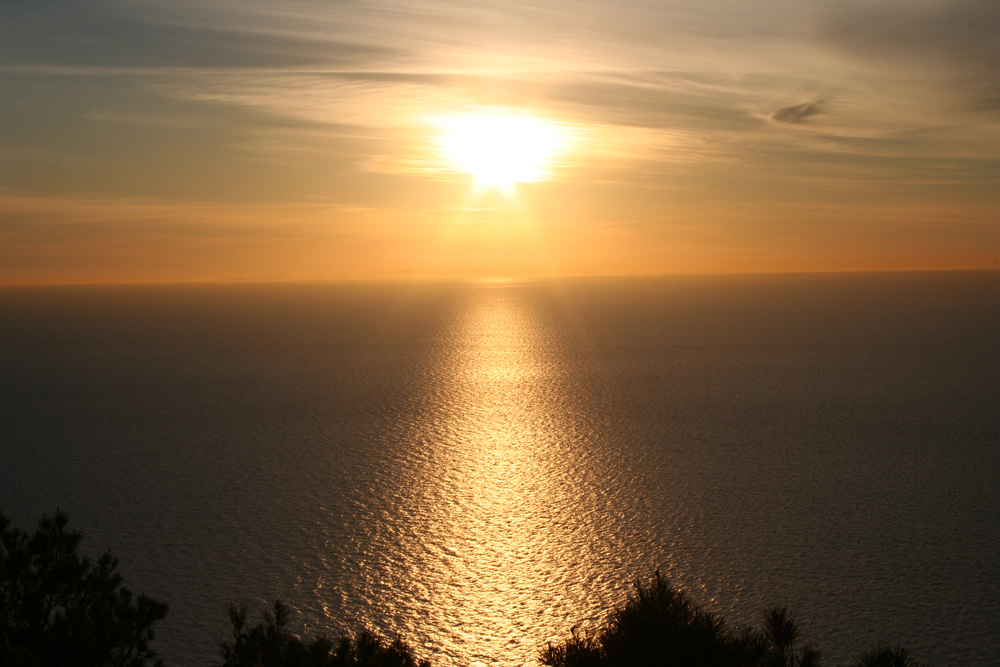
[438,114,563,188]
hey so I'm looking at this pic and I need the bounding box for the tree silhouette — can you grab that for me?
[221,600,430,667]
[851,645,918,667]
[541,570,740,667]
[0,510,167,667]
[3,511,921,667]
[539,571,918,667]
[761,606,822,667]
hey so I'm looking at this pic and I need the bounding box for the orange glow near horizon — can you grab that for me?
[6,165,993,285]
[2,2,999,285]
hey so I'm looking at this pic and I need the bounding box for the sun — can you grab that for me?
[437,113,563,189]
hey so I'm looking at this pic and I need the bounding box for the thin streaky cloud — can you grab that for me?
[770,101,825,124]
[0,0,998,281]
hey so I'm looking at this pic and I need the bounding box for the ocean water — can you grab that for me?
[1,272,998,666]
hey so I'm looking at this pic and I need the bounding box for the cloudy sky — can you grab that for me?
[2,0,998,283]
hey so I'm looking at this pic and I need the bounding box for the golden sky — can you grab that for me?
[1,0,999,283]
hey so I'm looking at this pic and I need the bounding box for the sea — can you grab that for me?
[1,272,998,666]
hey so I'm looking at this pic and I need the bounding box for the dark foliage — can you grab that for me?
[851,645,918,667]
[542,570,744,667]
[3,510,920,667]
[0,510,168,667]
[540,570,831,667]
[220,600,430,667]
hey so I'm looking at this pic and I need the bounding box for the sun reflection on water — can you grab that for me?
[301,284,656,667]
[371,286,625,666]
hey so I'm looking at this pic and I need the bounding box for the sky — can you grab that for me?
[1,0,999,284]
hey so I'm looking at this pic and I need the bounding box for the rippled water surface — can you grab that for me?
[2,273,999,665]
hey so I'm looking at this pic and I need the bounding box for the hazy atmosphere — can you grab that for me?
[3,0,999,283]
[3,4,1000,666]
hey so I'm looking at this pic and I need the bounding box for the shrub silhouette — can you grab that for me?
[851,645,917,667]
[540,570,826,667]
[763,605,820,667]
[2,511,921,667]
[0,510,168,667]
[220,600,430,667]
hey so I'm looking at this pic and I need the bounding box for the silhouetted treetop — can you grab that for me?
[220,599,431,667]
[539,570,906,667]
[0,510,168,667]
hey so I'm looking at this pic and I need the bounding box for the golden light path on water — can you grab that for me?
[330,285,655,667]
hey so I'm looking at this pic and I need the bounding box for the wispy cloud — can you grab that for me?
[770,100,824,124]
[1,0,998,279]
[821,0,1000,114]
[0,1,397,70]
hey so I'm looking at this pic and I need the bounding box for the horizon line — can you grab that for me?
[2,266,999,289]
